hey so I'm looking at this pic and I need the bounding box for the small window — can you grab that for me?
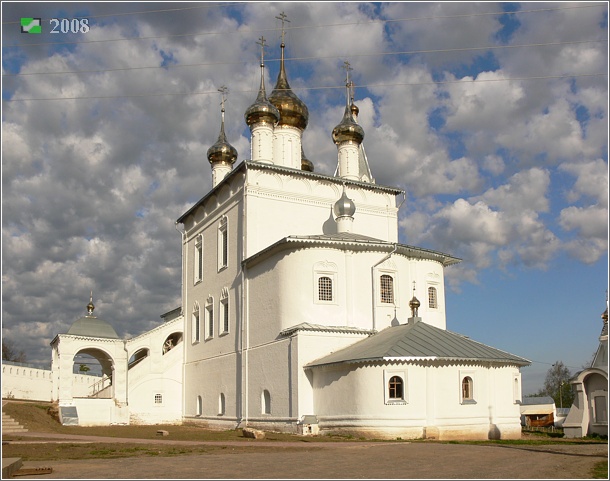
[318,276,333,301]
[262,389,271,414]
[380,274,394,303]
[428,287,437,309]
[462,376,474,403]
[388,376,404,400]
[155,393,163,404]
[195,234,203,284]
[196,395,202,416]
[218,217,228,271]
[219,393,226,416]
[192,304,201,343]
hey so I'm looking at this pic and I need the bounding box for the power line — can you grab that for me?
[3,3,605,49]
[3,39,605,78]
[4,73,606,103]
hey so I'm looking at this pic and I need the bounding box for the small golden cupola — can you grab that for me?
[207,86,238,187]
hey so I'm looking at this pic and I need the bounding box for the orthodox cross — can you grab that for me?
[256,36,267,65]
[275,11,290,44]
[343,60,353,87]
[218,85,228,112]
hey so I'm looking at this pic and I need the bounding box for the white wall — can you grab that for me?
[2,362,100,402]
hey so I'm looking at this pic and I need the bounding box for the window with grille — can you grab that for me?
[318,276,333,301]
[380,275,394,303]
[388,376,404,400]
[428,287,437,308]
[195,235,203,283]
[154,393,163,404]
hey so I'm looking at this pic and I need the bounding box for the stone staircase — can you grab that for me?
[2,410,28,434]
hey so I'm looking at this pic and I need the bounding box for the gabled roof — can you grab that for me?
[305,320,531,368]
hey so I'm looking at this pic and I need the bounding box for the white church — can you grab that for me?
[11,23,535,440]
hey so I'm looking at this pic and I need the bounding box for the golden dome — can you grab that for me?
[332,104,364,145]
[301,146,314,172]
[207,108,238,165]
[268,43,309,130]
[245,60,280,127]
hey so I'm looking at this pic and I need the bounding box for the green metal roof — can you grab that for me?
[306,320,531,368]
[66,315,120,339]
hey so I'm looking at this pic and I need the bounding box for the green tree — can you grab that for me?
[544,361,574,409]
[79,364,90,373]
[2,339,27,363]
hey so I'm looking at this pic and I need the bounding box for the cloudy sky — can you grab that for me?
[2,1,608,394]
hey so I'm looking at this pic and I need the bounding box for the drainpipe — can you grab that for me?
[371,243,398,331]
[239,163,250,428]
[175,221,187,419]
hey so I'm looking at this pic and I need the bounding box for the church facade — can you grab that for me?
[48,29,531,440]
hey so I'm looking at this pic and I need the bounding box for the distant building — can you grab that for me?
[520,396,556,428]
[563,305,608,438]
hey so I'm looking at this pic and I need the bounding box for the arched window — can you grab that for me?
[196,395,202,416]
[380,274,394,303]
[262,389,271,415]
[318,276,333,301]
[388,376,404,400]
[462,376,473,401]
[219,393,225,416]
[428,287,437,308]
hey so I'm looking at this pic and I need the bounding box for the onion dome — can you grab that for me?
[333,187,356,218]
[409,296,421,317]
[67,296,119,339]
[268,40,309,130]
[207,105,238,166]
[332,97,364,145]
[301,146,314,172]
[245,39,280,128]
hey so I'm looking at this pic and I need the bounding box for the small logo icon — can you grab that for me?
[21,18,42,34]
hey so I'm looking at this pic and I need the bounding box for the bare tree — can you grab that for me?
[1,339,27,363]
[544,361,574,409]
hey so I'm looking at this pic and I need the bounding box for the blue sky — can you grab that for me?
[2,1,608,395]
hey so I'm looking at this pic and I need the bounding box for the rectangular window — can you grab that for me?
[218,218,228,271]
[206,303,214,339]
[195,235,203,283]
[193,310,200,343]
[222,299,229,333]
[154,393,163,404]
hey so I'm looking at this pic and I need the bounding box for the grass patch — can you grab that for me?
[591,460,608,479]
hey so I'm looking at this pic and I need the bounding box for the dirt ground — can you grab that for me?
[8,434,608,479]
